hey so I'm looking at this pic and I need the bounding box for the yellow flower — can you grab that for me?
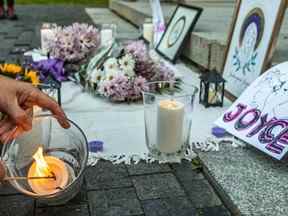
[0,64,22,74]
[25,70,40,86]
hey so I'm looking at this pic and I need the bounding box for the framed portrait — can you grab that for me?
[156,4,202,63]
[222,0,286,99]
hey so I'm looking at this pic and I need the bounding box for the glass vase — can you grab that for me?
[1,114,88,205]
[142,81,198,159]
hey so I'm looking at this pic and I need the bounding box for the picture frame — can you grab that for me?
[222,0,286,100]
[156,4,203,63]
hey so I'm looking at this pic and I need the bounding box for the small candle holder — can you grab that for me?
[142,81,198,160]
[1,114,88,205]
[100,23,117,47]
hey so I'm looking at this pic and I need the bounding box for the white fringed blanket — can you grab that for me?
[61,63,231,165]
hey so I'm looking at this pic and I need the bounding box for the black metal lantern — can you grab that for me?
[199,69,225,108]
[38,77,62,106]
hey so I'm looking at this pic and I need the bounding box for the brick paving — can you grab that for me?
[0,6,231,216]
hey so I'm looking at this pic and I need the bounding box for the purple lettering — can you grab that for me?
[258,120,288,155]
[258,120,288,143]
[235,108,261,131]
[223,103,247,122]
[266,128,288,154]
[246,114,276,138]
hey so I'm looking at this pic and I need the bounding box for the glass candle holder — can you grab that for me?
[142,81,198,159]
[100,23,117,47]
[1,114,88,205]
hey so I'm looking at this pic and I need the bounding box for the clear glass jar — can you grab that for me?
[142,81,198,160]
[142,18,154,47]
[1,114,88,205]
[100,23,117,47]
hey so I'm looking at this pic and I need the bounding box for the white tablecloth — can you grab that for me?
[61,63,231,165]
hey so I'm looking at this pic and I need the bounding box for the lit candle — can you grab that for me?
[157,99,184,153]
[101,29,114,46]
[28,147,69,195]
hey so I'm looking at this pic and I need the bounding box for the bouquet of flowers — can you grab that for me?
[46,23,101,64]
[0,63,40,86]
[84,40,176,102]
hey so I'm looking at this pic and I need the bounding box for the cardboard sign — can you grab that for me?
[215,62,288,160]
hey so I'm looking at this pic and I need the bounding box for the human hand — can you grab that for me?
[0,161,5,181]
[0,76,70,143]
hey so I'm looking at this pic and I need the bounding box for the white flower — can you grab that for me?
[104,57,120,78]
[119,54,135,77]
[90,68,102,83]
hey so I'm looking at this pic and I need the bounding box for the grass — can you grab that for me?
[16,0,108,6]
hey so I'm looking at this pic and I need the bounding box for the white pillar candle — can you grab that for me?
[41,23,55,54]
[101,29,114,46]
[157,99,185,153]
[143,23,154,44]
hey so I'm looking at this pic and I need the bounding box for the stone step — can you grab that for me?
[109,0,288,72]
[197,143,288,216]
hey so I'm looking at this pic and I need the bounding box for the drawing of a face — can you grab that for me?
[239,8,265,51]
[251,69,288,117]
[231,8,265,78]
[240,22,258,64]
[167,16,186,48]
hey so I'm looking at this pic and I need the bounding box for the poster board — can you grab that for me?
[216,62,288,160]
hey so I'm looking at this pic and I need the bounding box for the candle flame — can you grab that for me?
[32,147,54,178]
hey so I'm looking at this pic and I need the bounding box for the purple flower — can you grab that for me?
[32,59,67,82]
[125,40,148,60]
[48,23,100,63]
[152,62,175,82]
[99,75,130,101]
[95,40,177,102]
[130,76,147,99]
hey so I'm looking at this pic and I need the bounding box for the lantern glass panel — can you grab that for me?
[200,81,205,103]
[208,83,223,105]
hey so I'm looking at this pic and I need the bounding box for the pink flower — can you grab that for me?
[125,40,148,60]
[49,23,100,63]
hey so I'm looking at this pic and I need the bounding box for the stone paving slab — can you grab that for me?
[0,195,34,216]
[127,161,171,176]
[183,179,222,208]
[85,161,133,190]
[86,8,139,40]
[35,205,90,216]
[170,160,204,181]
[141,196,198,216]
[198,144,288,216]
[200,205,231,216]
[88,187,143,216]
[132,173,185,200]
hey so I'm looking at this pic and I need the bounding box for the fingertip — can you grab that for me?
[57,116,71,129]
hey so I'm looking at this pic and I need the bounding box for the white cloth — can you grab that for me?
[61,63,231,165]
